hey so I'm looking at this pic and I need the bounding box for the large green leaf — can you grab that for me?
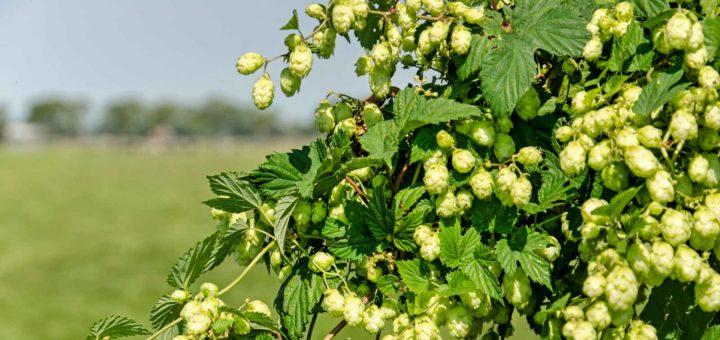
[273,195,299,251]
[323,216,381,260]
[397,259,432,293]
[460,245,503,300]
[631,0,670,17]
[150,295,182,330]
[706,17,720,60]
[167,233,222,289]
[480,38,536,116]
[468,197,519,234]
[513,0,590,56]
[458,35,492,80]
[495,229,552,288]
[251,149,308,199]
[87,315,150,340]
[439,224,480,268]
[204,172,263,213]
[633,67,689,117]
[359,119,401,167]
[275,265,324,340]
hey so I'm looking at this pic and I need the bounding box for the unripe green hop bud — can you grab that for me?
[586,301,611,330]
[363,305,386,333]
[200,282,219,298]
[348,166,373,182]
[386,25,402,49]
[700,66,720,89]
[170,289,190,303]
[185,313,212,335]
[333,102,352,122]
[393,313,411,334]
[516,87,541,121]
[379,299,398,319]
[428,20,450,45]
[582,36,603,61]
[450,24,471,55]
[314,27,337,59]
[495,115,513,133]
[464,7,485,25]
[305,3,325,19]
[200,297,223,318]
[252,74,274,110]
[627,240,652,279]
[688,21,705,50]
[360,103,383,128]
[236,52,264,75]
[469,169,494,199]
[246,299,272,317]
[278,265,291,281]
[516,147,543,167]
[270,250,283,270]
[695,272,720,312]
[355,55,373,76]
[509,176,532,207]
[581,198,609,224]
[653,27,672,54]
[647,170,675,204]
[555,126,575,142]
[424,150,447,170]
[689,154,710,183]
[637,215,661,241]
[502,268,532,309]
[496,167,517,193]
[673,244,702,282]
[371,42,393,68]
[669,108,699,140]
[369,66,392,98]
[470,120,496,146]
[180,301,202,321]
[456,189,474,211]
[423,164,449,194]
[343,293,366,326]
[583,273,607,298]
[560,141,587,176]
[493,133,516,161]
[284,33,303,49]
[335,118,358,136]
[661,208,692,246]
[623,145,659,178]
[627,320,658,340]
[704,154,720,186]
[572,91,591,115]
[417,29,434,55]
[562,320,578,339]
[650,240,675,277]
[451,149,476,173]
[435,190,458,218]
[414,316,441,339]
[686,46,709,69]
[446,305,472,338]
[435,130,455,148]
[605,265,639,311]
[314,100,335,133]
[422,0,444,16]
[447,1,468,16]
[289,44,313,78]
[293,199,313,228]
[309,251,335,273]
[588,140,613,171]
[414,224,433,245]
[665,11,693,50]
[614,126,639,149]
[279,68,301,97]
[460,291,491,317]
[420,232,441,260]
[331,5,355,34]
[691,207,720,251]
[614,1,634,22]
[311,201,327,224]
[637,125,663,148]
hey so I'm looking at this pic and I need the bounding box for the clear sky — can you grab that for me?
[0,0,413,124]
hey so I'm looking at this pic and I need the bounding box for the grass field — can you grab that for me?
[0,141,535,339]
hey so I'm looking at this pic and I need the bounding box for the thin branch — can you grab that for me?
[345,176,368,206]
[306,305,322,340]
[392,162,410,194]
[147,318,181,340]
[219,240,276,295]
[323,320,348,340]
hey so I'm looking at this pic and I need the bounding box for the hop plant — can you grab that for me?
[90,2,720,340]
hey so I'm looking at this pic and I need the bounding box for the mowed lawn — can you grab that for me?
[0,141,535,340]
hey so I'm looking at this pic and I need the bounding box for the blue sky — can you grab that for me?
[0,0,414,124]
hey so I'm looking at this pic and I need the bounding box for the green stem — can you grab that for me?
[219,240,276,296]
[147,318,182,340]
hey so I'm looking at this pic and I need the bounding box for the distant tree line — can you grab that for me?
[13,97,313,137]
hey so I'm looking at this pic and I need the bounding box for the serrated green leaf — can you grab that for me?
[204,172,263,213]
[88,315,150,340]
[377,274,402,297]
[495,229,552,288]
[633,67,689,117]
[524,155,577,214]
[275,264,323,339]
[460,245,502,300]
[705,18,720,60]
[212,318,234,334]
[607,21,646,72]
[397,259,432,293]
[244,312,281,332]
[252,150,307,199]
[438,271,478,297]
[702,325,720,340]
[273,195,298,252]
[458,35,492,80]
[592,186,641,218]
[480,38,536,116]
[514,0,590,56]
[323,215,381,260]
[439,224,480,268]
[167,233,221,289]
[631,0,670,18]
[394,186,427,213]
[280,9,299,31]
[410,126,440,164]
[150,295,182,330]
[359,119,400,167]
[468,197,519,234]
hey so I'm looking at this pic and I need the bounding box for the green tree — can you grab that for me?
[100,99,147,135]
[27,98,87,136]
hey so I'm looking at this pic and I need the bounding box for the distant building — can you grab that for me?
[3,122,47,144]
